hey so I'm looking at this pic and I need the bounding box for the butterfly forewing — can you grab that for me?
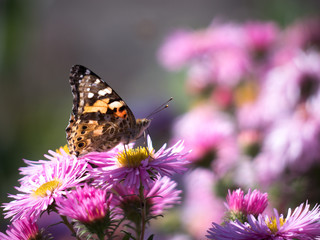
[66,65,148,156]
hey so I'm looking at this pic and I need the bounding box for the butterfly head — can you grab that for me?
[135,118,151,139]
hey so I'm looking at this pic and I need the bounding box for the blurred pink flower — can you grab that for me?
[238,50,320,129]
[157,30,195,70]
[244,21,279,53]
[158,21,251,92]
[181,168,224,239]
[0,217,40,240]
[284,18,320,51]
[173,104,237,168]
[255,109,320,184]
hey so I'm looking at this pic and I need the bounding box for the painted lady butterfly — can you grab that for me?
[66,65,151,156]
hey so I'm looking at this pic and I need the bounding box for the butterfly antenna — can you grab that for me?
[146,97,173,119]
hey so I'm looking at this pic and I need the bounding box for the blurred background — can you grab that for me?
[1,0,320,238]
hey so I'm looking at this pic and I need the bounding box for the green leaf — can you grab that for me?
[147,234,154,240]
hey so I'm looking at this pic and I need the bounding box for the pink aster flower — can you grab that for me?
[84,136,188,190]
[3,149,89,221]
[207,202,320,240]
[56,184,111,224]
[112,176,181,218]
[225,188,268,222]
[19,146,79,182]
[0,217,41,240]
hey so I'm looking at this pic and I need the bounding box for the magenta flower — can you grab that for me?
[0,217,41,240]
[112,176,181,217]
[56,184,111,224]
[207,202,320,240]
[244,21,279,53]
[84,136,188,190]
[3,149,89,221]
[225,188,268,222]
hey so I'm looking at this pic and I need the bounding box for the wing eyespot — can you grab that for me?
[77,141,86,148]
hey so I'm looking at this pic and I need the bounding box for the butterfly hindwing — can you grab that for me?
[66,65,150,156]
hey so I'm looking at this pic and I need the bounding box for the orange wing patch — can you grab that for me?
[83,98,110,114]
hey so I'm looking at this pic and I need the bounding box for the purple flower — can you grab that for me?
[0,217,41,240]
[207,202,320,240]
[56,184,111,224]
[84,136,188,190]
[3,149,89,221]
[112,176,181,218]
[225,188,268,222]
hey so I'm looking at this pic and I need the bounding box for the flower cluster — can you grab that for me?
[159,18,320,238]
[207,189,320,240]
[1,136,189,239]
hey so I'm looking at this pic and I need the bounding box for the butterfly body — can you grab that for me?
[66,65,151,156]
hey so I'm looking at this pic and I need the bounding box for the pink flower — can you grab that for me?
[0,217,40,240]
[173,104,238,171]
[181,168,225,239]
[112,176,181,217]
[254,109,320,185]
[283,18,320,51]
[3,149,89,221]
[56,184,111,224]
[157,30,196,70]
[84,136,188,190]
[238,50,320,129]
[158,20,251,92]
[225,188,268,221]
[244,21,279,53]
[207,202,320,240]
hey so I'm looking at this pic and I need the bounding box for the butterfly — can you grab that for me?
[66,65,151,157]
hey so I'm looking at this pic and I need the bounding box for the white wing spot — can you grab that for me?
[109,101,123,109]
[98,87,112,96]
[85,69,91,75]
[94,79,101,84]
[88,92,94,98]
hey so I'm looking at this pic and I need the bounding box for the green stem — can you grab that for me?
[97,231,105,240]
[138,184,147,240]
[60,215,81,240]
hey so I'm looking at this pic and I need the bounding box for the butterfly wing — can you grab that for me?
[66,65,137,156]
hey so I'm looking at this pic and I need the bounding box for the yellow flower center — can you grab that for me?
[234,81,258,107]
[56,145,70,155]
[117,147,152,168]
[31,179,62,198]
[266,216,285,234]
